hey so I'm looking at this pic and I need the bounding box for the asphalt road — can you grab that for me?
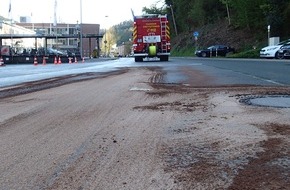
[0,57,289,189]
[1,57,289,88]
[182,57,290,86]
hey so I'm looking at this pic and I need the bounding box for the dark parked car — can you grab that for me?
[277,45,290,59]
[195,45,235,57]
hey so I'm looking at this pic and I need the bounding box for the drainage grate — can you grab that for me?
[240,95,290,108]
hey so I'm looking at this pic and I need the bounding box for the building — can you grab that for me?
[17,22,101,57]
[19,16,32,23]
[117,41,133,57]
[0,18,37,48]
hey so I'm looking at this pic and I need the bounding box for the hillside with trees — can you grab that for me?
[101,21,133,56]
[162,0,290,55]
[164,0,289,36]
[103,0,290,57]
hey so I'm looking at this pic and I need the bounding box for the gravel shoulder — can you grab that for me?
[0,67,289,189]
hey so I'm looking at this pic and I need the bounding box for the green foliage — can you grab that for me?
[164,0,289,38]
[171,45,261,58]
[170,43,194,57]
[171,48,194,57]
[142,6,167,15]
[227,49,260,58]
[103,0,290,58]
[188,0,205,27]
[113,21,133,46]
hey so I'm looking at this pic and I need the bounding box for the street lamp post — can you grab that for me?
[267,25,271,46]
[80,0,83,58]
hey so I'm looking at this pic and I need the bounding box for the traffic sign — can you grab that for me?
[193,31,199,37]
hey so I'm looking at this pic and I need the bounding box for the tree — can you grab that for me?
[260,0,288,36]
[142,6,167,15]
[219,0,232,25]
[113,21,133,46]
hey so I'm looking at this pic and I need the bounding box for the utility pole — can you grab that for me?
[80,0,83,58]
[104,16,108,57]
[168,5,177,36]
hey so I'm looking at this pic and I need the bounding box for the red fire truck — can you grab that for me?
[132,14,170,62]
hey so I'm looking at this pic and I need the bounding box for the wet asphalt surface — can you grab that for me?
[2,57,290,87]
[0,57,289,189]
[1,57,290,107]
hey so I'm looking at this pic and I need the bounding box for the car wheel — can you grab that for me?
[134,57,143,62]
[226,51,234,57]
[160,55,169,61]
[201,52,207,57]
[277,53,284,59]
[275,52,280,59]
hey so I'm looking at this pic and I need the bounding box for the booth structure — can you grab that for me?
[0,33,103,64]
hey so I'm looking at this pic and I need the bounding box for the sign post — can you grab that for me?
[193,31,199,38]
[193,31,199,54]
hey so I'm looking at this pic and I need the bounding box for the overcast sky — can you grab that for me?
[1,0,163,28]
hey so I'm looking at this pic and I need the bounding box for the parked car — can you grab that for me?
[260,39,290,58]
[46,48,65,56]
[276,45,290,59]
[195,45,235,57]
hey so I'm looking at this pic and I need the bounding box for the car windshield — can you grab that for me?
[207,46,216,49]
[277,39,290,45]
[47,48,64,55]
[281,45,290,49]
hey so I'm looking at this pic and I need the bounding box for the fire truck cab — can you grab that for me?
[132,14,170,62]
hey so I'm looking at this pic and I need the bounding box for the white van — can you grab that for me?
[260,39,290,58]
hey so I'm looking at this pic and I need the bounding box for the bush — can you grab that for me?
[227,48,260,58]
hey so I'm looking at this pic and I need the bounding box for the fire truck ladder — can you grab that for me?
[160,20,167,53]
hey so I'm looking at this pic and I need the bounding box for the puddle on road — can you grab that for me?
[130,87,151,91]
[240,95,290,108]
